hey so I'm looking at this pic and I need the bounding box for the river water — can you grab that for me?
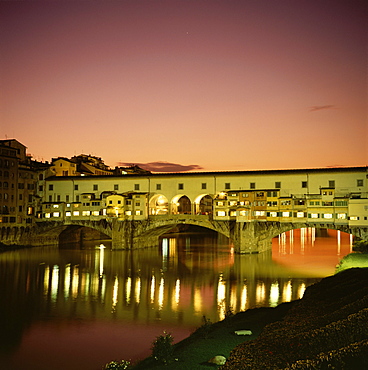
[0,228,352,370]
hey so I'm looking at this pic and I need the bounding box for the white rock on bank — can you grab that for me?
[234,329,252,335]
[208,355,227,365]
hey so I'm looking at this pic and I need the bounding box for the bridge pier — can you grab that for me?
[110,219,134,249]
[231,221,273,254]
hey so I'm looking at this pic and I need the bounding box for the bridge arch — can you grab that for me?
[171,194,192,214]
[194,194,213,215]
[149,194,169,215]
[263,222,366,241]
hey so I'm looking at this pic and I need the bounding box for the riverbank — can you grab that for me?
[127,268,368,369]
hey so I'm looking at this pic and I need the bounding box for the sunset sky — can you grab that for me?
[1,0,367,172]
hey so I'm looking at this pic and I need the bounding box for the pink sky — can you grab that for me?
[1,0,367,172]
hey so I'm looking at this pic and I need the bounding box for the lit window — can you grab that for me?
[323,213,333,219]
[217,211,226,216]
[337,213,346,219]
[297,212,304,218]
[310,213,319,218]
[92,211,99,216]
[255,211,265,216]
[73,211,80,216]
[125,211,132,215]
[282,212,290,217]
[269,212,277,217]
[82,211,91,216]
[350,216,359,221]
[66,203,71,207]
[239,210,248,216]
[53,212,60,217]
[217,201,224,206]
[229,201,237,206]
[230,211,236,216]
[135,210,142,215]
[66,212,71,217]
[45,213,51,218]
[53,204,59,208]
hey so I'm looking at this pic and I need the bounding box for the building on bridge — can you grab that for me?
[37,166,368,228]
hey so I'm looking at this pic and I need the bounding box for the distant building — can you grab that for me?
[0,139,41,226]
[50,155,150,177]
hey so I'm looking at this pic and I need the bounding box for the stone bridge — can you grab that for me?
[4,215,368,253]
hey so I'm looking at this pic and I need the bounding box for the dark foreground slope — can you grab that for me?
[222,267,368,369]
[131,268,368,370]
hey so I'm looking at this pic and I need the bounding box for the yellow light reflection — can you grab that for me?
[100,275,106,302]
[112,276,119,311]
[150,275,155,303]
[279,233,286,255]
[269,281,279,307]
[44,265,50,295]
[240,283,248,311]
[337,230,341,255]
[99,247,105,277]
[125,277,131,305]
[135,277,141,304]
[51,265,59,302]
[283,280,292,302]
[217,274,226,320]
[175,279,180,306]
[256,281,265,305]
[289,229,294,254]
[300,228,306,252]
[72,266,79,299]
[297,282,306,299]
[194,287,202,314]
[230,285,237,312]
[64,264,71,299]
[158,277,164,310]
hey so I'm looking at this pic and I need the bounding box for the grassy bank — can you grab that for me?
[115,268,368,369]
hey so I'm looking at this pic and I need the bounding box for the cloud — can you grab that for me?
[118,161,204,173]
[309,105,336,112]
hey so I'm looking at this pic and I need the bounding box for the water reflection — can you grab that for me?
[0,228,353,370]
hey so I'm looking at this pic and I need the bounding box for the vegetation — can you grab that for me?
[222,268,368,369]
[103,360,132,369]
[105,268,368,369]
[352,239,368,254]
[151,331,176,365]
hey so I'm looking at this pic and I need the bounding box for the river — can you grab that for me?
[0,228,352,370]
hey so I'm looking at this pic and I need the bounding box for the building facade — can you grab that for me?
[37,166,368,228]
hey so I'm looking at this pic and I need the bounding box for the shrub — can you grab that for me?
[103,360,131,369]
[352,239,368,253]
[151,331,175,364]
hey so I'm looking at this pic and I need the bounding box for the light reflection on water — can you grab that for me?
[0,228,353,370]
